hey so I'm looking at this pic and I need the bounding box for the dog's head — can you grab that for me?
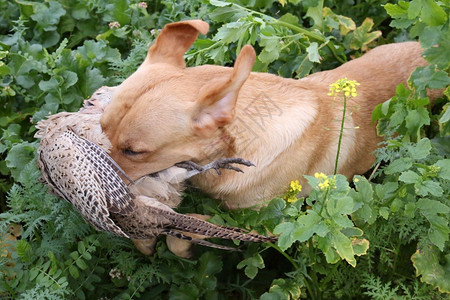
[101,20,256,179]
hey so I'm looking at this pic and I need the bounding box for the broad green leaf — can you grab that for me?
[421,0,448,26]
[316,235,340,264]
[410,66,450,91]
[347,18,381,50]
[412,244,450,293]
[427,216,449,251]
[416,180,443,197]
[439,105,450,124]
[278,13,299,26]
[416,198,450,215]
[306,42,320,63]
[435,159,450,180]
[210,6,248,22]
[423,34,450,68]
[274,211,322,250]
[352,238,369,256]
[210,0,232,7]
[405,107,430,134]
[399,170,420,184]
[30,1,66,30]
[258,33,281,64]
[237,253,265,279]
[274,222,296,250]
[341,227,363,237]
[407,138,431,160]
[404,203,416,218]
[331,231,356,267]
[195,252,222,290]
[384,157,412,175]
[305,0,323,29]
[379,206,390,220]
[327,196,354,217]
[260,278,302,300]
[39,77,59,92]
[5,142,37,180]
[384,1,409,18]
[417,199,450,250]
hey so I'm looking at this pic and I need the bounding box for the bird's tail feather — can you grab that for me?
[161,229,242,251]
[151,207,277,243]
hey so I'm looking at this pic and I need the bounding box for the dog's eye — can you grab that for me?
[123,148,146,156]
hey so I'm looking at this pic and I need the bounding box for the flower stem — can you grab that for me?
[334,94,347,175]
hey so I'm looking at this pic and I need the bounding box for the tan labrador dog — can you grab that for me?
[101,20,436,209]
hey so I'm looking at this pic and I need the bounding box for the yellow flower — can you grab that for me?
[284,180,302,203]
[287,195,298,203]
[328,77,360,98]
[354,178,360,183]
[318,179,330,190]
[314,172,327,180]
[290,180,302,193]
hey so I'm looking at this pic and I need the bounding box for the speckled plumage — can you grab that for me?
[35,86,276,253]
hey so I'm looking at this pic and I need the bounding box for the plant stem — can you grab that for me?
[334,95,348,175]
[232,3,346,64]
[268,242,299,269]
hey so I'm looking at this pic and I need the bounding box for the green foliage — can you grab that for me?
[0,0,449,299]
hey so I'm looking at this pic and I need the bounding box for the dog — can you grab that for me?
[101,19,438,209]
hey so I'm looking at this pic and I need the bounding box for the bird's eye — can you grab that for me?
[123,148,145,156]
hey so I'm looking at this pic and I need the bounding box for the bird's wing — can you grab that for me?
[64,129,135,215]
[37,130,131,238]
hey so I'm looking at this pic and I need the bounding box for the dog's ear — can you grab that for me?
[192,45,256,136]
[146,20,209,68]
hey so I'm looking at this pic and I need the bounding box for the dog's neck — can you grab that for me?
[199,74,321,168]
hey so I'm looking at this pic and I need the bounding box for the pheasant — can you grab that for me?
[35,86,276,256]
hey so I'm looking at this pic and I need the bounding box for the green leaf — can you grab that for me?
[210,0,231,7]
[416,180,443,197]
[347,18,382,50]
[305,0,323,29]
[195,252,222,290]
[421,0,448,26]
[331,231,356,267]
[417,199,450,250]
[327,196,354,217]
[405,107,430,135]
[75,258,88,270]
[435,159,450,180]
[399,170,420,184]
[30,1,66,31]
[274,211,323,250]
[412,244,450,293]
[384,2,409,19]
[237,253,265,279]
[410,66,450,91]
[69,265,79,279]
[379,207,390,220]
[278,13,299,26]
[38,77,59,92]
[306,42,320,63]
[352,238,369,257]
[60,70,78,89]
[258,33,281,64]
[5,142,37,180]
[407,138,431,160]
[385,157,413,175]
[261,278,302,300]
[423,34,450,68]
